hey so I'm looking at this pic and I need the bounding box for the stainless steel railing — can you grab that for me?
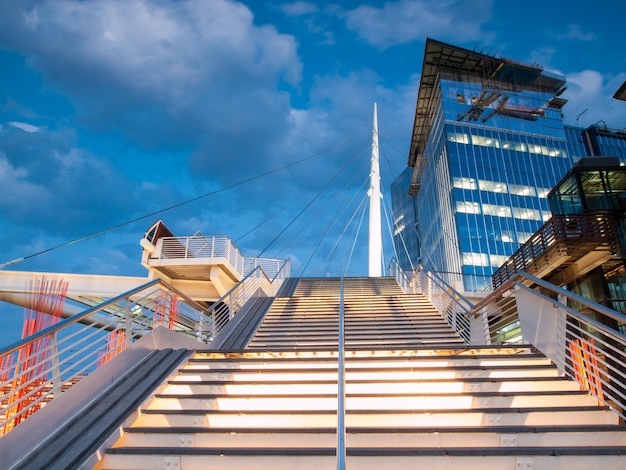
[400,263,626,421]
[336,275,346,470]
[391,261,473,343]
[203,266,286,341]
[0,266,287,435]
[152,235,290,280]
[0,278,205,435]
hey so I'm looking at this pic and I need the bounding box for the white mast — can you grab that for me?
[368,103,382,277]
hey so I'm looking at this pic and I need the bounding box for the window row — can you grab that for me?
[453,177,550,198]
[448,131,567,158]
[463,252,511,268]
[456,201,550,222]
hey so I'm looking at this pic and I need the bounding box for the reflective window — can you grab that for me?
[509,184,536,197]
[457,201,481,214]
[479,180,507,193]
[453,177,476,190]
[463,252,489,267]
[482,204,512,217]
[512,207,542,221]
[490,254,509,268]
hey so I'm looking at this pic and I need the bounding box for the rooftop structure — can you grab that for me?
[408,38,567,195]
[614,80,626,101]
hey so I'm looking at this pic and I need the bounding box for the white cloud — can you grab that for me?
[280,1,318,16]
[562,70,626,129]
[558,24,596,42]
[8,121,39,133]
[342,0,493,49]
[0,0,303,168]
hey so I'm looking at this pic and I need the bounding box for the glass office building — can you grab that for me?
[391,167,420,271]
[397,39,578,292]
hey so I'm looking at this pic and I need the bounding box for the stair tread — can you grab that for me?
[105,445,626,456]
[142,405,610,414]
[155,390,590,399]
[124,424,626,434]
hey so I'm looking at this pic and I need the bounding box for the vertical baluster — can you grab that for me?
[124,298,133,348]
[50,331,61,400]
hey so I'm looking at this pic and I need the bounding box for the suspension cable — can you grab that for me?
[256,143,369,259]
[343,196,368,273]
[316,179,370,276]
[0,135,367,270]
[273,154,370,263]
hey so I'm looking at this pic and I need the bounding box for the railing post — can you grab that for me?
[124,298,133,349]
[210,307,217,340]
[337,275,346,470]
[50,331,61,400]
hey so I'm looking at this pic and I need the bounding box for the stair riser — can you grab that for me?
[183,358,554,369]
[163,380,581,395]
[118,430,626,449]
[97,453,626,470]
[148,394,599,411]
[134,410,619,428]
[172,369,561,382]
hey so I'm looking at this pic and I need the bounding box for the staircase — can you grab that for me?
[248,276,464,350]
[95,277,626,469]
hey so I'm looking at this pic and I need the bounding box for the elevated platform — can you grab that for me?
[140,220,288,301]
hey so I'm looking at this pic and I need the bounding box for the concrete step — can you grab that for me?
[133,406,618,428]
[98,446,626,470]
[185,354,554,369]
[117,424,626,449]
[148,391,599,411]
[163,377,581,395]
[172,365,562,382]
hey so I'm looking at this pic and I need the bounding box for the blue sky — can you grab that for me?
[1,0,626,345]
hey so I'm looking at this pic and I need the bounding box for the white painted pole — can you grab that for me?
[368,103,383,277]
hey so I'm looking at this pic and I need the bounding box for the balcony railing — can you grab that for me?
[151,235,289,281]
[492,213,620,288]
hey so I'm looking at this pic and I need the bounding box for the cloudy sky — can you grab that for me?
[1,0,625,343]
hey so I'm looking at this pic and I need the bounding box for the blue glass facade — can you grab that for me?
[391,167,420,271]
[396,39,579,292]
[585,126,626,164]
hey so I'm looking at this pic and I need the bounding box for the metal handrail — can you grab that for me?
[388,258,419,294]
[394,263,473,343]
[399,263,626,419]
[0,278,214,435]
[467,269,626,419]
[337,275,346,470]
[202,265,287,341]
[0,267,286,436]
[0,278,161,357]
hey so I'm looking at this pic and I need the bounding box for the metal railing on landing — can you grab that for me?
[396,263,626,422]
[0,265,288,436]
[390,260,473,343]
[153,235,289,280]
[203,263,290,340]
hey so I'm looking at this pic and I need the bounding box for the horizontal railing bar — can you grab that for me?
[516,271,626,326]
[0,278,213,358]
